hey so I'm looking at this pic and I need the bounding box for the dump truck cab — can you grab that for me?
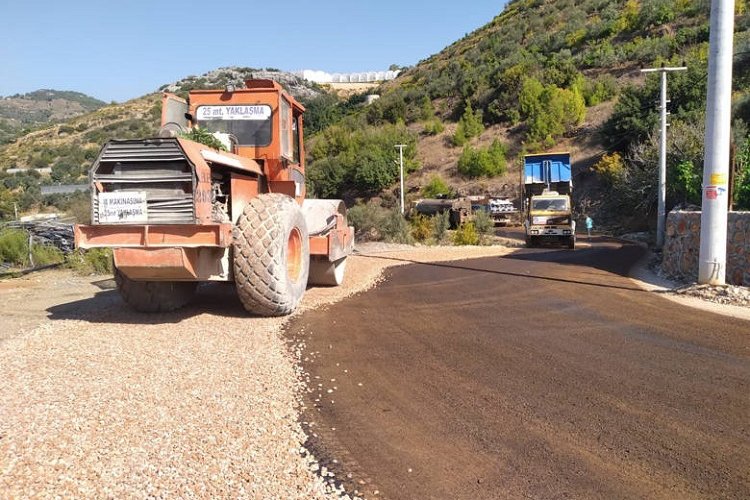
[75,79,354,316]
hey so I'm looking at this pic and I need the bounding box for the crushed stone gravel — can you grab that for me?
[0,243,511,498]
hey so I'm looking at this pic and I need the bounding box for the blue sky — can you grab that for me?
[0,1,508,103]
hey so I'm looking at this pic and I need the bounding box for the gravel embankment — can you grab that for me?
[0,244,511,498]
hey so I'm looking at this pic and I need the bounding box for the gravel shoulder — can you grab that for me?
[0,244,512,498]
[628,250,750,322]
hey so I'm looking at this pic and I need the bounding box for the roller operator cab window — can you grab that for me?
[195,105,272,146]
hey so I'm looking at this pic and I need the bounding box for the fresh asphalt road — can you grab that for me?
[288,238,750,500]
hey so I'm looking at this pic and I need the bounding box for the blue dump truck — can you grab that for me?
[522,152,575,249]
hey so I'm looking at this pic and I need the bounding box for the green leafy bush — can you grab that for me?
[457,139,508,178]
[421,175,452,198]
[31,244,64,266]
[592,152,626,185]
[409,214,432,242]
[0,228,63,268]
[0,229,28,265]
[452,222,480,246]
[66,248,113,275]
[734,137,750,209]
[423,119,445,136]
[673,160,702,204]
[307,121,419,198]
[453,102,484,146]
[346,202,411,243]
[520,77,586,145]
[583,76,618,106]
[473,209,494,237]
[431,211,450,243]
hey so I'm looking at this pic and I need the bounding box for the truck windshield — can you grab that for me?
[532,198,568,211]
[195,105,272,146]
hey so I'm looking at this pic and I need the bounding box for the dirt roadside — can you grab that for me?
[0,244,512,498]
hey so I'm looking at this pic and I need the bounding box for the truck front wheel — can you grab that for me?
[233,194,310,316]
[115,268,197,313]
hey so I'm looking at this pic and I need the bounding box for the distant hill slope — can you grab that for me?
[0,68,323,173]
[0,89,106,145]
[303,0,750,226]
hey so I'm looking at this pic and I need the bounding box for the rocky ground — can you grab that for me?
[645,252,750,308]
[0,244,512,499]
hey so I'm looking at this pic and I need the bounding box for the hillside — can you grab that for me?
[303,0,750,229]
[0,90,106,145]
[0,68,323,219]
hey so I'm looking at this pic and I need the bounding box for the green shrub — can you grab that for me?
[380,210,413,244]
[432,211,451,243]
[421,175,452,198]
[31,244,63,266]
[520,77,586,144]
[307,121,419,198]
[0,229,63,267]
[457,139,508,178]
[733,137,750,209]
[0,229,29,266]
[423,119,445,136]
[452,222,480,245]
[473,209,495,237]
[65,248,113,275]
[409,214,432,242]
[592,152,626,185]
[583,76,618,106]
[453,102,484,146]
[346,202,412,243]
[347,202,389,240]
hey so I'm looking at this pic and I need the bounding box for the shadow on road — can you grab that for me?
[358,244,649,293]
[46,282,252,325]
[503,236,646,277]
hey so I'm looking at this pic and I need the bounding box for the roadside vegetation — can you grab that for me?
[0,228,64,269]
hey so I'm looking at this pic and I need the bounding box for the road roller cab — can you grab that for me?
[74,79,354,316]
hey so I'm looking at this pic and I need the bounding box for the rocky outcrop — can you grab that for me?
[663,211,750,286]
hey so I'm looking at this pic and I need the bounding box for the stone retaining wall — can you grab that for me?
[663,211,750,285]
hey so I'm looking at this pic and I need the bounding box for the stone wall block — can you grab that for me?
[662,210,750,286]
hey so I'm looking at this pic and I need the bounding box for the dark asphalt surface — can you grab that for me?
[288,238,750,499]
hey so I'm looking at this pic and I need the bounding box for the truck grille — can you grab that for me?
[91,139,195,224]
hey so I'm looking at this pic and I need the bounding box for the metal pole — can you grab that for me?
[641,66,687,247]
[699,0,735,285]
[657,70,667,247]
[395,144,406,215]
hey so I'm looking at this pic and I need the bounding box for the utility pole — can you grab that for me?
[395,144,407,215]
[699,0,735,285]
[640,65,687,248]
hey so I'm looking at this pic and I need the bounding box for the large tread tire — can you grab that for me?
[233,194,309,316]
[114,268,197,313]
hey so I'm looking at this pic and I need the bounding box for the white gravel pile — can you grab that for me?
[0,244,511,498]
[671,283,750,307]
